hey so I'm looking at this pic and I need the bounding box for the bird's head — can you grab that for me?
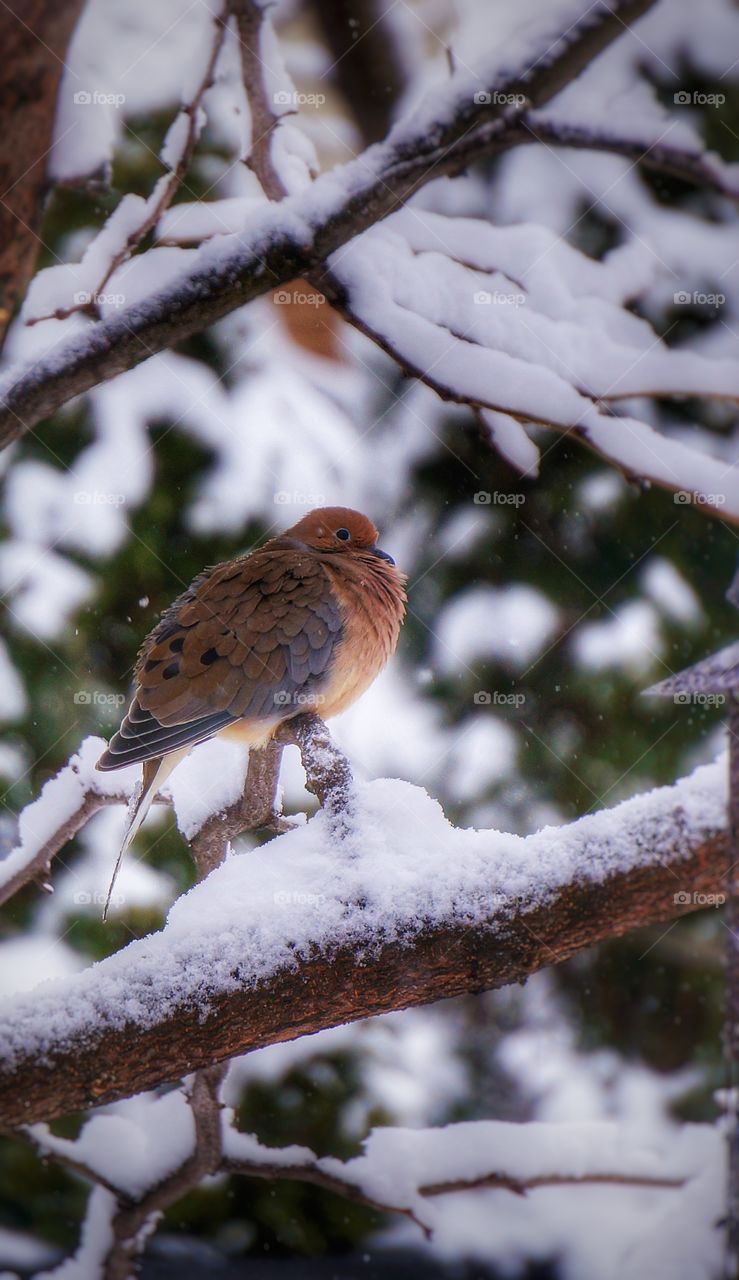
[284,507,396,564]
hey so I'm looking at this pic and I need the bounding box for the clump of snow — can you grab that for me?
[0,543,93,640]
[573,602,663,674]
[37,1185,115,1280]
[434,584,560,675]
[31,1090,195,1199]
[0,1226,57,1270]
[157,197,263,243]
[220,1110,722,1277]
[445,715,519,803]
[480,408,540,476]
[642,558,703,627]
[166,737,250,839]
[0,638,26,721]
[0,939,84,1000]
[577,470,627,513]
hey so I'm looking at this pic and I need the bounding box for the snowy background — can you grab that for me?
[0,0,737,1275]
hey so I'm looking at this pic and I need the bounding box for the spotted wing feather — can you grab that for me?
[97,545,343,769]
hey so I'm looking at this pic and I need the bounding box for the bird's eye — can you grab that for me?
[335,528,351,541]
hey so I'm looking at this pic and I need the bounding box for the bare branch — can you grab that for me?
[418,1170,685,1196]
[228,0,286,200]
[101,1065,226,1280]
[274,713,354,819]
[224,1154,686,1215]
[0,0,657,447]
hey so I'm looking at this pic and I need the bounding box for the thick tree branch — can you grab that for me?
[311,0,408,145]
[0,761,725,1127]
[0,0,657,446]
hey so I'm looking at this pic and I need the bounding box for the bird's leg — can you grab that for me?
[274,714,354,831]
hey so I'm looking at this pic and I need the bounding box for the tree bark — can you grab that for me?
[312,0,408,145]
[0,0,85,351]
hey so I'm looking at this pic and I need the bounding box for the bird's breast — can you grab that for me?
[318,557,406,718]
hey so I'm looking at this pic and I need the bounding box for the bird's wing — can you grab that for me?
[97,546,343,769]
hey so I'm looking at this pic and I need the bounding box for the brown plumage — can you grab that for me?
[97,507,406,914]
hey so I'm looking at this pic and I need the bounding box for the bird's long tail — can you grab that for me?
[103,749,187,920]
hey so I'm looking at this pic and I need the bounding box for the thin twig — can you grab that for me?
[228,0,287,200]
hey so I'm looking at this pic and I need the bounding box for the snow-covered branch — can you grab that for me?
[0,757,726,1127]
[25,5,229,328]
[0,712,353,905]
[318,208,739,519]
[26,1091,720,1276]
[0,0,659,447]
[30,1066,228,1280]
[520,114,739,197]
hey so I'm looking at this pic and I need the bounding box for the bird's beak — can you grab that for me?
[371,545,395,565]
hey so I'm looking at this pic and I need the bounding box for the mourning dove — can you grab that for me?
[97,507,406,914]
